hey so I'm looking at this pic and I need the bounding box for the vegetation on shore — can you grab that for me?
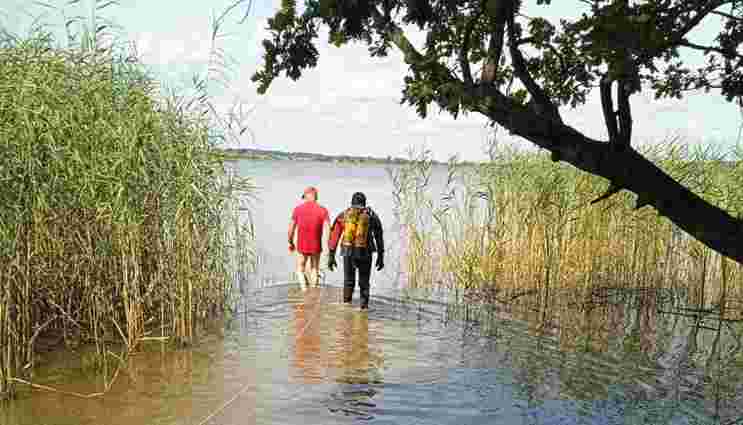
[219,147,482,166]
[390,140,743,417]
[391,140,743,321]
[0,11,254,400]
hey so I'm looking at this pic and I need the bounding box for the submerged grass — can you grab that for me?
[0,3,255,399]
[391,140,743,324]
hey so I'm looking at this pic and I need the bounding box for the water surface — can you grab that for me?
[2,160,741,425]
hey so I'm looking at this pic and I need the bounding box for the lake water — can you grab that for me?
[2,159,742,425]
[238,159,412,287]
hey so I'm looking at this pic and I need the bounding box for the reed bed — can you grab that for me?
[394,142,743,416]
[390,140,743,324]
[0,31,254,399]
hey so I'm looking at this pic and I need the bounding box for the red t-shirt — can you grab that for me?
[291,201,329,255]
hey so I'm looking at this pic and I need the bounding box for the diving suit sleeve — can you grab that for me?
[328,213,344,252]
[372,211,384,254]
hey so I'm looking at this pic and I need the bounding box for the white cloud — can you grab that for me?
[135,28,213,65]
[112,0,743,161]
[237,9,738,160]
[263,94,312,112]
[229,21,499,161]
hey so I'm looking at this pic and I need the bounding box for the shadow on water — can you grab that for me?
[3,281,742,424]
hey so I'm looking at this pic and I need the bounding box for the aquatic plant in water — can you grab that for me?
[391,139,743,318]
[0,0,256,400]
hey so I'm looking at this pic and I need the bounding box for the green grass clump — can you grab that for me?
[0,31,254,399]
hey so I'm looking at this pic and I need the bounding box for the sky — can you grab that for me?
[3,0,742,162]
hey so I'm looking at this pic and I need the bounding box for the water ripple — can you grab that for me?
[3,284,739,425]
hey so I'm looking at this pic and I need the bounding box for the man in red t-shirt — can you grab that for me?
[288,187,330,289]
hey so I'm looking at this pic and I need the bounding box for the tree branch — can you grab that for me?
[616,77,632,148]
[516,36,536,45]
[635,0,732,62]
[605,0,634,150]
[672,0,730,41]
[635,192,653,210]
[367,1,743,265]
[591,182,623,205]
[372,7,422,63]
[370,6,459,86]
[467,81,743,265]
[255,0,743,266]
[679,39,743,60]
[517,37,569,77]
[460,8,484,87]
[599,75,619,144]
[505,2,561,122]
[479,1,509,85]
[710,9,743,22]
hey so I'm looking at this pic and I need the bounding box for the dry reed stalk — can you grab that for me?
[391,141,743,326]
[0,11,256,397]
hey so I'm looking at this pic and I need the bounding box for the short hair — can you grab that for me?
[351,192,366,206]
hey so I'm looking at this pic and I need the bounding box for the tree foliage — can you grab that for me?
[252,0,743,265]
[254,0,743,119]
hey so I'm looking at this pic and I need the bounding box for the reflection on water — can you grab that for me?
[2,284,742,424]
[330,305,383,386]
[333,309,373,384]
[290,287,326,384]
[289,287,384,387]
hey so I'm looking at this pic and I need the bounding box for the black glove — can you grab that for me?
[328,252,337,271]
[375,253,384,271]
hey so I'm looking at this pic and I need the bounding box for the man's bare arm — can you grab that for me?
[324,216,332,251]
[288,219,296,246]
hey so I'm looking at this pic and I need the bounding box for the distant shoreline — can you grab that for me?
[217,148,740,168]
[218,148,478,166]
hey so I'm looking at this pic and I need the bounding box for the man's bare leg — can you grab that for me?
[296,253,309,290]
[307,254,321,286]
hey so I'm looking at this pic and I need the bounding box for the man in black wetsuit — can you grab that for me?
[327,192,384,310]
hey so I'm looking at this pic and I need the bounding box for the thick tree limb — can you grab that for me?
[480,1,508,85]
[474,83,743,263]
[617,0,634,150]
[599,75,619,144]
[616,77,632,148]
[635,193,653,210]
[475,83,743,263]
[374,5,743,265]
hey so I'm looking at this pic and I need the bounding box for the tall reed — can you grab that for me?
[391,139,743,322]
[0,21,254,399]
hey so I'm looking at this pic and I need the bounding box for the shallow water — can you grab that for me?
[2,160,742,424]
[234,159,467,290]
[3,284,741,424]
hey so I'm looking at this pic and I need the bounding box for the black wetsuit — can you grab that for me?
[330,207,384,308]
